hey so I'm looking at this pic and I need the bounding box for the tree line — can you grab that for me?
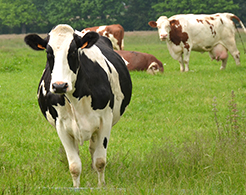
[0,0,245,34]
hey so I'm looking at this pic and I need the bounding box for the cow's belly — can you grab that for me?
[192,43,217,52]
[190,38,222,52]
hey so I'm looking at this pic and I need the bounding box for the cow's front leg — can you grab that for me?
[56,121,81,187]
[183,49,191,72]
[89,118,112,186]
[178,55,185,72]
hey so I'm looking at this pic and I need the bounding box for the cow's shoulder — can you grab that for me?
[74,38,131,113]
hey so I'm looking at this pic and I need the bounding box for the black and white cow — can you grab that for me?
[24,24,132,187]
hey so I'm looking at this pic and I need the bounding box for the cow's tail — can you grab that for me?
[228,13,246,54]
[228,13,246,33]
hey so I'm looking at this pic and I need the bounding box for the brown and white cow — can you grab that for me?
[115,50,164,74]
[82,24,124,50]
[148,13,246,71]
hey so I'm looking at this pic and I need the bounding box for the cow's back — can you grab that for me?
[169,14,236,51]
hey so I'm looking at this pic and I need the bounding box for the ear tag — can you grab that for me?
[37,44,46,50]
[81,42,88,49]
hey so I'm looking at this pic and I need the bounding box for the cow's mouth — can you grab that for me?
[160,36,168,41]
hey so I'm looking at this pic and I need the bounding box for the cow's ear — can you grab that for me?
[24,34,48,50]
[148,21,157,28]
[74,31,99,49]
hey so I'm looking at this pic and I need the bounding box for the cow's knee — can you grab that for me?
[235,53,240,66]
[69,162,81,187]
[232,51,240,65]
[95,157,106,172]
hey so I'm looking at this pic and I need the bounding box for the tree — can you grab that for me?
[121,0,159,31]
[152,0,239,19]
[233,0,246,26]
[0,0,41,33]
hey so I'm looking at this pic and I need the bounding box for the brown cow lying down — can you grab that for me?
[115,50,164,74]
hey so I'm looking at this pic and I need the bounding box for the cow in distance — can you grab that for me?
[115,50,164,74]
[149,13,246,71]
[82,24,124,50]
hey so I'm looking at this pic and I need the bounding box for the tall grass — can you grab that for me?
[1,31,246,194]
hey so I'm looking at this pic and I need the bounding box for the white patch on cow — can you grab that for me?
[48,25,77,93]
[121,38,124,50]
[37,80,47,98]
[45,111,56,127]
[75,30,84,37]
[121,57,129,66]
[147,62,160,75]
[97,26,106,32]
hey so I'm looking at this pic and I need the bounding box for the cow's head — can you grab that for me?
[148,16,170,41]
[25,24,99,94]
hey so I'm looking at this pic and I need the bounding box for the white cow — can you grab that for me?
[149,13,246,71]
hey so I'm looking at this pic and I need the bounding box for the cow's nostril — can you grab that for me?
[52,82,68,94]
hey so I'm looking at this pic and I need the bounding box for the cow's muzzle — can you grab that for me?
[160,34,168,41]
[52,82,68,94]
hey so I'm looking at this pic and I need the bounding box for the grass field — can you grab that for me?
[1,30,246,194]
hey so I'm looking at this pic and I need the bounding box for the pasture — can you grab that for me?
[1,30,246,194]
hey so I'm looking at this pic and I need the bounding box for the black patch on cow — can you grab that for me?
[96,39,132,115]
[109,94,114,110]
[103,137,108,149]
[73,53,114,110]
[67,40,79,74]
[46,45,54,70]
[100,36,113,49]
[38,62,65,122]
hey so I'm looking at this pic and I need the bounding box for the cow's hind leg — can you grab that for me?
[231,50,240,66]
[57,124,81,187]
[226,41,241,66]
[89,118,112,186]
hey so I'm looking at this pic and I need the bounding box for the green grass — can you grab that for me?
[1,31,246,194]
